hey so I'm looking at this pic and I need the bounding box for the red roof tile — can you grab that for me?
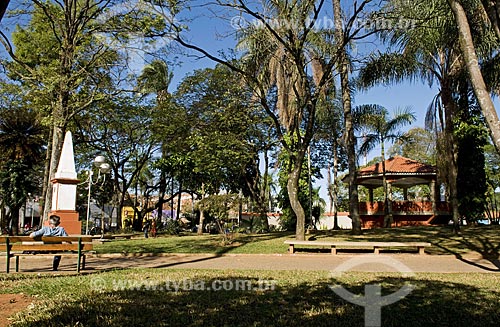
[358,156,436,176]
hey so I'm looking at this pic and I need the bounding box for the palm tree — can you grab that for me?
[137,60,174,229]
[0,107,45,234]
[357,0,468,231]
[315,94,345,230]
[333,0,363,234]
[137,60,173,103]
[234,1,337,240]
[355,105,416,227]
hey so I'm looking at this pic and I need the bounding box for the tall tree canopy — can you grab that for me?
[0,0,122,222]
[164,0,377,238]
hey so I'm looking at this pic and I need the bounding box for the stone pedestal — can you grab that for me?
[47,131,81,235]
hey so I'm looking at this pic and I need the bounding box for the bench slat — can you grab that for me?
[12,252,89,257]
[9,244,93,251]
[284,240,430,246]
[97,234,134,240]
[41,236,93,243]
[0,236,32,243]
[285,240,430,255]
[0,236,93,243]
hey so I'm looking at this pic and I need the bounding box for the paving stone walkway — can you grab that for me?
[1,252,499,274]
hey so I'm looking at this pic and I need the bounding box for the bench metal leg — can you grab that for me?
[77,237,82,273]
[289,244,295,254]
[77,254,81,273]
[15,256,19,272]
[5,240,10,273]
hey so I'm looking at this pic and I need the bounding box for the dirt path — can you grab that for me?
[0,294,34,327]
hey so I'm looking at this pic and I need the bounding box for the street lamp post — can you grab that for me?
[85,156,111,235]
[30,197,34,228]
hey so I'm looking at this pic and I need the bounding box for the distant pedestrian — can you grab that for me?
[151,219,157,238]
[143,219,150,238]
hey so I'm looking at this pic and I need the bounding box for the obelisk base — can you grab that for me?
[46,210,81,235]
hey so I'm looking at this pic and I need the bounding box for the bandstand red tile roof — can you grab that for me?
[355,156,437,188]
[358,156,436,176]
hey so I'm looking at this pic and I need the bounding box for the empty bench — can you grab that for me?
[94,233,134,240]
[1,236,94,273]
[284,240,431,255]
[93,233,135,243]
[112,233,134,239]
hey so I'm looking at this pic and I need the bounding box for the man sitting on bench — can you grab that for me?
[29,215,68,271]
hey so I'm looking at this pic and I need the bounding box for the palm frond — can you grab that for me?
[358,133,379,156]
[425,93,443,131]
[352,104,386,133]
[385,106,416,135]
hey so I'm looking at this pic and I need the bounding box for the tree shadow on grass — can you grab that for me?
[12,275,500,327]
[433,233,500,271]
[311,226,500,266]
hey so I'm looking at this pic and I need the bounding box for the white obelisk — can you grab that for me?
[49,131,81,234]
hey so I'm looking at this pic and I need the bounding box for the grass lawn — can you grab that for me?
[1,226,499,326]
[95,225,500,258]
[1,269,499,326]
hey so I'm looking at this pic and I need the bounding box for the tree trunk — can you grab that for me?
[334,0,361,234]
[197,183,205,235]
[479,0,500,45]
[289,163,306,240]
[176,180,182,220]
[327,162,333,209]
[441,81,461,233]
[242,151,270,232]
[40,128,52,223]
[157,148,167,223]
[381,142,393,227]
[198,209,205,235]
[43,124,64,223]
[12,205,20,235]
[260,149,270,231]
[333,150,339,230]
[448,0,500,154]
[171,175,175,219]
[0,0,9,23]
[328,147,341,230]
[0,207,6,234]
[307,146,314,227]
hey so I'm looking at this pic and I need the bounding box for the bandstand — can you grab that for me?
[351,156,450,228]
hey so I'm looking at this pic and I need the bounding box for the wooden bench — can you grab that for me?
[92,233,135,243]
[112,233,134,239]
[1,236,94,273]
[284,240,431,255]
